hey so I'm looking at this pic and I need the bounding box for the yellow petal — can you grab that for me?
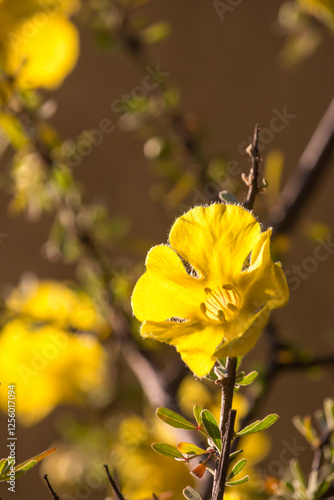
[169,204,262,283]
[238,230,289,312]
[132,245,205,322]
[214,305,272,359]
[141,320,224,377]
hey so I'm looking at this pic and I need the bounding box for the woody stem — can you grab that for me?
[212,356,237,500]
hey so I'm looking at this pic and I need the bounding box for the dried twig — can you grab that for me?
[43,474,60,500]
[104,464,126,500]
[242,124,262,210]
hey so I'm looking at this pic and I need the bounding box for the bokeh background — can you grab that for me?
[0,0,334,498]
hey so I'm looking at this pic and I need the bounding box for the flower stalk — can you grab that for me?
[212,124,263,500]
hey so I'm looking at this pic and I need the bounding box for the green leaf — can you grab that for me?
[177,442,209,456]
[201,410,221,452]
[152,443,184,459]
[183,486,202,500]
[0,448,56,482]
[292,416,320,446]
[0,459,11,478]
[236,414,279,437]
[156,408,196,431]
[229,449,243,459]
[226,475,249,486]
[193,405,204,428]
[324,398,334,431]
[219,191,240,205]
[236,371,258,386]
[290,459,307,489]
[141,22,171,45]
[227,459,247,481]
[315,479,330,499]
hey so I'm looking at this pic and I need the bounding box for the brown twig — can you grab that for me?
[212,406,237,500]
[43,474,60,500]
[243,124,262,210]
[104,464,126,500]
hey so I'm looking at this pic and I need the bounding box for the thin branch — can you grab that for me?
[212,357,237,500]
[104,464,126,500]
[43,474,60,500]
[269,96,334,234]
[212,409,237,500]
[243,124,262,210]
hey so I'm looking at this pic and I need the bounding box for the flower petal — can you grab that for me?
[169,204,262,282]
[141,320,224,377]
[131,245,205,323]
[214,305,272,359]
[238,230,289,312]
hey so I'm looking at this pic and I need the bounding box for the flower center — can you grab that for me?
[200,284,240,323]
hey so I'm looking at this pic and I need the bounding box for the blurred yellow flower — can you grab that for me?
[6,278,110,337]
[132,204,289,377]
[113,415,195,500]
[0,0,80,89]
[0,319,109,425]
[40,414,194,500]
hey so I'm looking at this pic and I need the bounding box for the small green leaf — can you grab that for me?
[226,475,249,486]
[324,398,334,431]
[236,414,279,437]
[0,448,56,482]
[201,410,221,452]
[290,459,307,488]
[183,486,203,500]
[236,371,258,386]
[227,458,247,481]
[141,22,171,45]
[293,416,320,446]
[156,408,196,431]
[152,443,184,459]
[219,191,240,205]
[177,442,209,456]
[315,479,330,499]
[193,405,204,428]
[0,459,11,478]
[229,449,243,459]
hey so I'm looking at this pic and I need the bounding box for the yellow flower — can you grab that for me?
[0,0,80,89]
[132,204,289,377]
[6,278,110,337]
[0,319,109,425]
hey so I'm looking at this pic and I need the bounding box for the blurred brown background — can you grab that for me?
[0,0,334,498]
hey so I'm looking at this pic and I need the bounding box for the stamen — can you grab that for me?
[223,284,233,290]
[227,303,239,312]
[217,310,226,322]
[201,284,240,323]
